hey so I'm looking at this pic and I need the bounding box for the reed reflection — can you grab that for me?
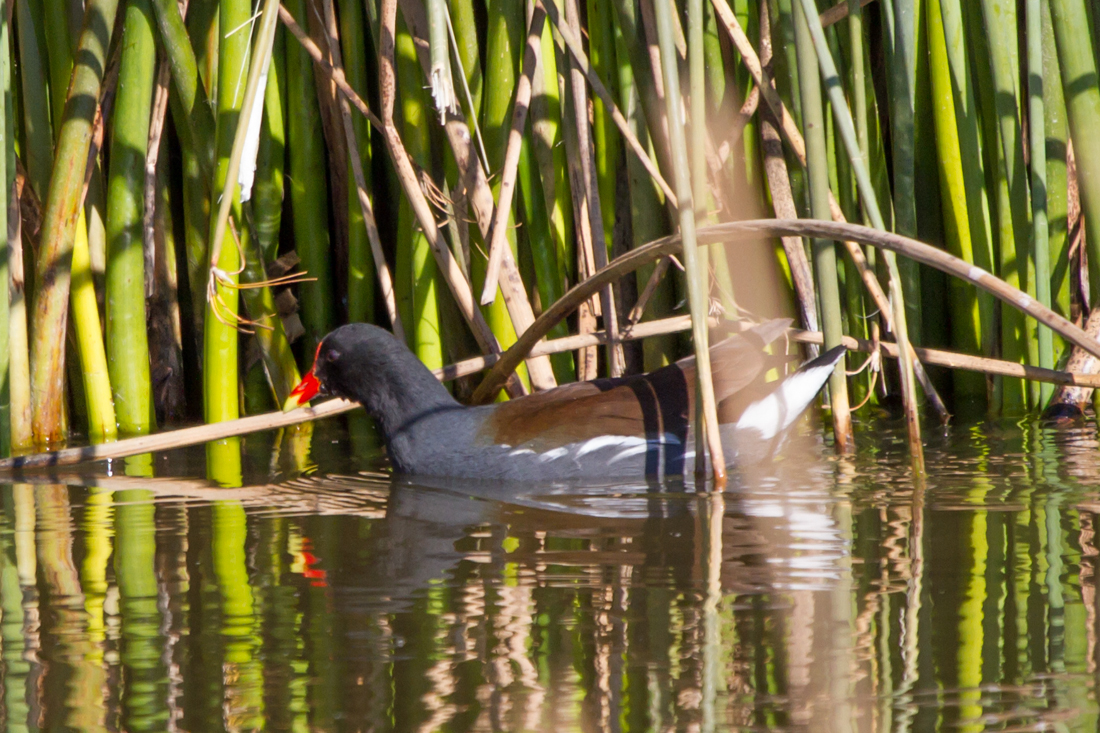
[0,418,1092,730]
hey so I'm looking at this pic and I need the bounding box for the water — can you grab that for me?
[0,412,1098,731]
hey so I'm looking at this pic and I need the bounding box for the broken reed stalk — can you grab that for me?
[479,7,545,305]
[324,3,401,336]
[30,0,121,446]
[757,10,818,348]
[760,113,818,341]
[433,109,558,387]
[173,0,298,415]
[1044,308,1100,415]
[0,398,358,470]
[565,0,625,379]
[1050,0,1100,305]
[629,256,674,327]
[10,314,1100,473]
[426,0,456,120]
[539,0,677,206]
[394,0,559,390]
[377,0,526,399]
[652,0,725,483]
[339,89,401,335]
[205,0,279,308]
[144,62,171,293]
[283,2,549,388]
[560,69,600,381]
[471,218,1100,404]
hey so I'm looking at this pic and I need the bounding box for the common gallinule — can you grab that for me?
[284,321,845,480]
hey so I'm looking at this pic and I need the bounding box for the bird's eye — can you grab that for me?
[324,348,340,362]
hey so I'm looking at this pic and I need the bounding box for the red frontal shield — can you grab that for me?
[283,343,324,411]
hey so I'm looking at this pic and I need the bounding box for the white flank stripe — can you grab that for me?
[607,443,651,464]
[537,447,569,462]
[575,435,646,458]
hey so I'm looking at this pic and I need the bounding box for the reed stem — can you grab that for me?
[1027,0,1053,405]
[517,126,574,382]
[9,198,31,451]
[611,0,676,371]
[284,0,334,351]
[1050,0,1100,307]
[42,0,73,141]
[1041,0,1070,357]
[531,15,574,309]
[15,0,53,201]
[106,0,158,436]
[151,0,216,172]
[0,15,11,456]
[376,0,522,398]
[29,0,121,446]
[925,0,990,400]
[394,17,444,376]
[793,0,853,453]
[337,0,374,325]
[203,0,251,427]
[653,0,725,483]
[588,0,622,252]
[976,0,1031,411]
[882,0,922,341]
[253,25,285,264]
[798,0,924,461]
[71,211,117,442]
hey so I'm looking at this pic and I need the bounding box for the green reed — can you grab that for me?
[0,0,1097,462]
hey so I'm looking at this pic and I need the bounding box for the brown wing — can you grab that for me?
[483,378,655,451]
[483,324,777,450]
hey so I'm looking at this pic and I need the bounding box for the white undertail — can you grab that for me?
[733,348,845,441]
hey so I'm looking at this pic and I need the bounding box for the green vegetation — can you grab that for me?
[1,0,1099,469]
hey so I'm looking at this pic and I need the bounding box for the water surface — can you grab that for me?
[0,412,1097,731]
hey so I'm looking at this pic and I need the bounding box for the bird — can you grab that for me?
[283,321,845,481]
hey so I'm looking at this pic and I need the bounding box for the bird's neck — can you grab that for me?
[354,355,462,452]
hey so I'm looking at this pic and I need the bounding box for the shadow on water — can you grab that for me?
[0,413,1098,730]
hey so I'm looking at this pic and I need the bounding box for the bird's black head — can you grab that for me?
[284,324,457,429]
